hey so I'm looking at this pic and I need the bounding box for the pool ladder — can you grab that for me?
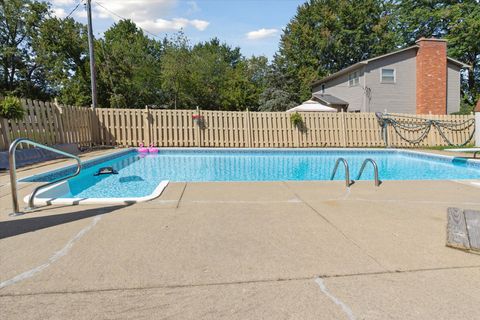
[330,158,381,187]
[8,138,82,216]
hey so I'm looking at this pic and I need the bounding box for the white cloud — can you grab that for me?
[94,0,177,21]
[51,0,76,5]
[52,7,67,18]
[246,28,279,40]
[190,19,209,31]
[51,0,209,33]
[138,18,209,32]
[74,9,87,19]
[92,0,209,32]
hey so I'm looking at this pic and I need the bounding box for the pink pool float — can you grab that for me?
[138,143,148,153]
[148,144,159,153]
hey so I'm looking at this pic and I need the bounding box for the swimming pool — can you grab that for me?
[21,148,480,204]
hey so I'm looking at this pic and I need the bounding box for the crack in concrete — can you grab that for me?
[1,265,479,298]
[281,182,387,270]
[176,183,187,209]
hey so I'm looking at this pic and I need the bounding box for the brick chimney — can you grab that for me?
[416,38,447,114]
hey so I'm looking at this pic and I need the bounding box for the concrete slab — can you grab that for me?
[0,279,346,320]
[180,181,298,203]
[321,267,480,320]
[304,200,480,271]
[2,149,480,318]
[0,202,384,295]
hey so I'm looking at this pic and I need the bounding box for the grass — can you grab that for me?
[423,144,475,151]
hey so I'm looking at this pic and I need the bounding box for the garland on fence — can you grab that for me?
[375,112,475,147]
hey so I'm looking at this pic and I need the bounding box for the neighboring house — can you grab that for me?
[311,38,470,115]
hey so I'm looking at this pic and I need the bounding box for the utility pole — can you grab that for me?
[86,0,98,108]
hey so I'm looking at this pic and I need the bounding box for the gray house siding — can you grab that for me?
[312,67,365,111]
[447,62,461,114]
[364,49,417,114]
[312,47,465,114]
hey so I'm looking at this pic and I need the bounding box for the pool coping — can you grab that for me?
[24,180,169,206]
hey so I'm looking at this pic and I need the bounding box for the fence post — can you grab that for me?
[196,106,201,147]
[475,113,480,147]
[144,106,151,145]
[89,106,97,147]
[245,108,252,148]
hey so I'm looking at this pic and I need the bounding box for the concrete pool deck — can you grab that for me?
[1,149,480,319]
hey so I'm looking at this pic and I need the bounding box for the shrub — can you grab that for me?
[0,96,25,120]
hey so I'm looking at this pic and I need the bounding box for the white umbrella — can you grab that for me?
[286,99,338,112]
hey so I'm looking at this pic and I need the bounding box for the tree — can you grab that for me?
[274,0,399,102]
[220,58,265,111]
[96,20,163,108]
[160,32,191,109]
[33,17,90,105]
[0,0,49,99]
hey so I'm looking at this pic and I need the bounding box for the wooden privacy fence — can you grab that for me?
[0,99,93,150]
[91,108,475,148]
[0,100,475,150]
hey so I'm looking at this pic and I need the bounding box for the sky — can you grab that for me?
[50,0,305,59]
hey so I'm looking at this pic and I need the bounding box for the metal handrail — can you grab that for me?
[330,157,354,187]
[356,158,381,187]
[8,138,82,215]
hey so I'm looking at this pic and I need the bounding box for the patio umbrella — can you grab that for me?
[286,99,338,112]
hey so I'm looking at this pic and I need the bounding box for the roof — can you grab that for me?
[311,45,471,87]
[312,93,349,106]
[286,100,338,112]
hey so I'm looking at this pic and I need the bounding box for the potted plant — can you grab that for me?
[192,113,205,128]
[290,112,303,128]
[0,96,25,120]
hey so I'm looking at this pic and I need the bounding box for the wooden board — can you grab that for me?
[465,210,480,251]
[446,207,470,250]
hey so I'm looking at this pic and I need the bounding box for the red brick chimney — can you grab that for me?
[416,38,447,114]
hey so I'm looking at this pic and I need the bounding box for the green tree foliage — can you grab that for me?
[161,36,267,110]
[34,17,90,105]
[160,32,192,109]
[0,0,49,99]
[96,20,163,108]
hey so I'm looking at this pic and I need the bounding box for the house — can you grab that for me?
[311,38,470,115]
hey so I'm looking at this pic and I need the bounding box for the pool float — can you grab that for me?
[138,143,148,153]
[148,144,159,153]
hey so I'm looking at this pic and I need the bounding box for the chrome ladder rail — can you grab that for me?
[356,158,381,187]
[9,138,82,216]
[330,157,354,187]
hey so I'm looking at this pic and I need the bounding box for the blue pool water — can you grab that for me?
[21,149,480,198]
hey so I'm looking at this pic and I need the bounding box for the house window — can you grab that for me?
[348,71,359,86]
[381,68,395,83]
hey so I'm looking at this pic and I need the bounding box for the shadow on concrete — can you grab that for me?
[0,204,131,239]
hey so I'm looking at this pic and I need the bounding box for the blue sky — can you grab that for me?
[50,0,305,59]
